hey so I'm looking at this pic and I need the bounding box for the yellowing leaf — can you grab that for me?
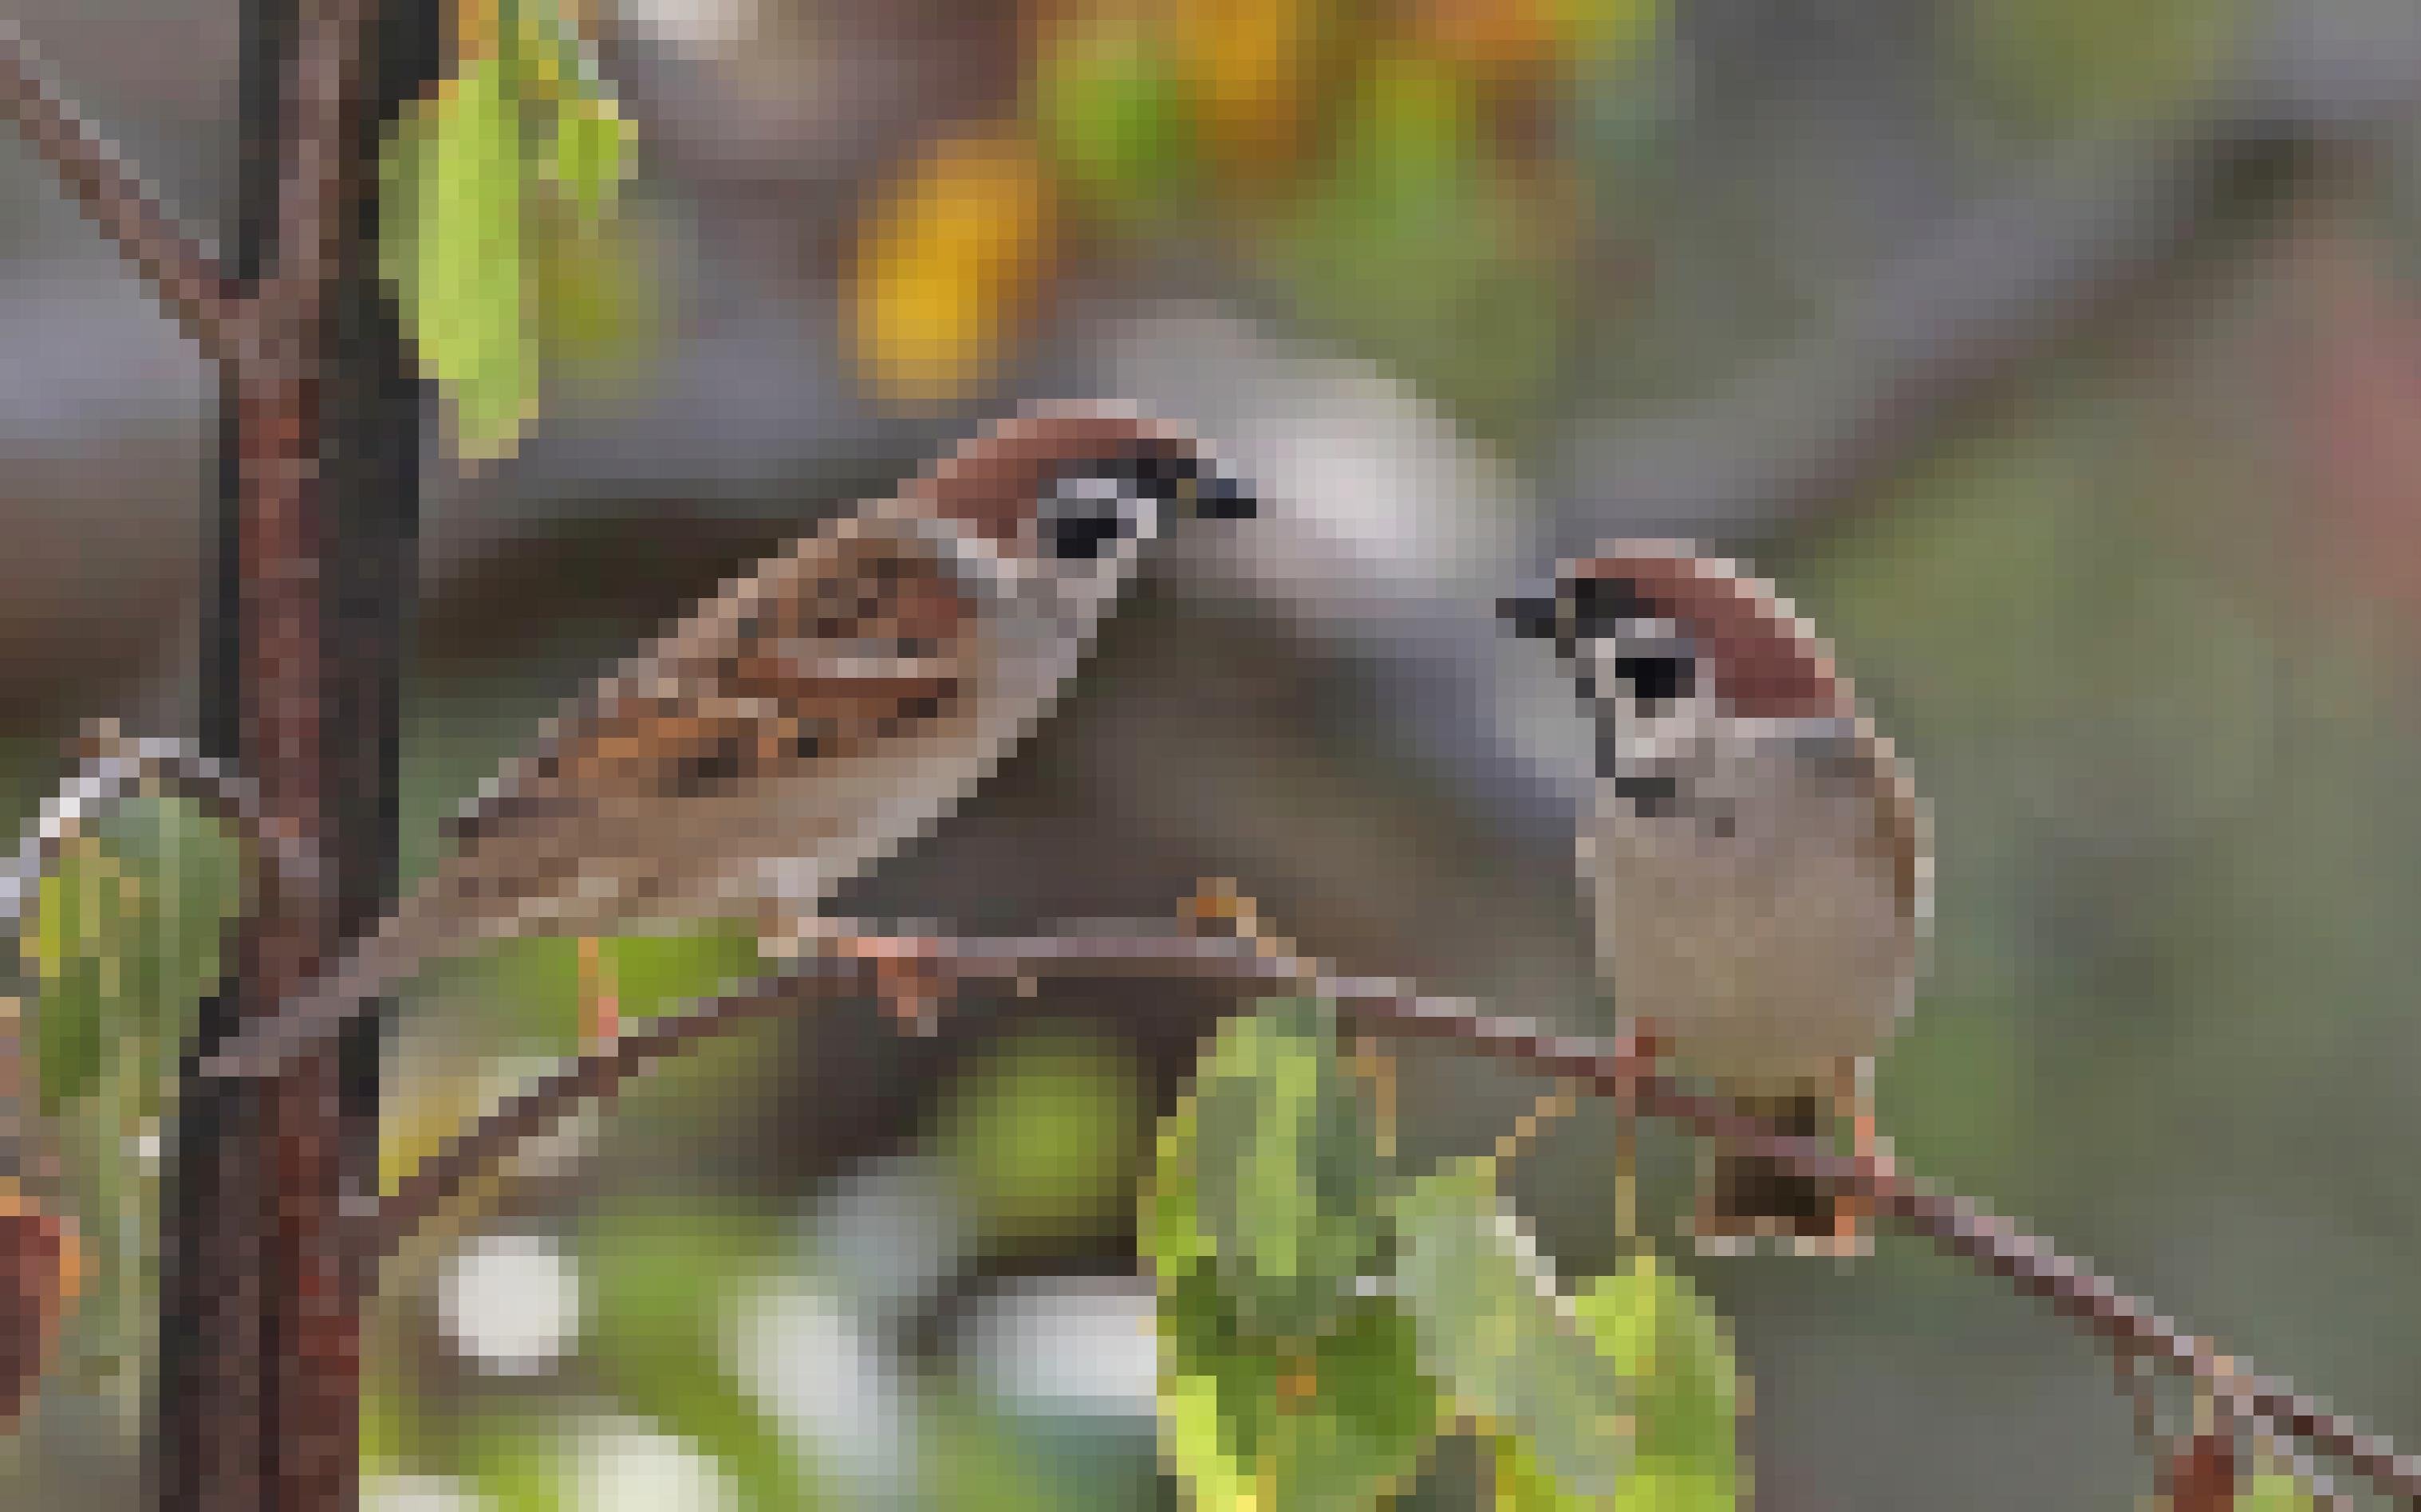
[27,836,117,1113]
[0,1187,85,1426]
[1175,0,1335,192]
[1414,0,1565,77]
[1160,1258,1440,1511]
[847,132,1055,408]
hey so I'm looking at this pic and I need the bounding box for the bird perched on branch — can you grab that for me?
[1501,541,1929,1255]
[207,405,1257,1080]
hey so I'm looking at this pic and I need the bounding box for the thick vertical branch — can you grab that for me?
[162,0,432,1507]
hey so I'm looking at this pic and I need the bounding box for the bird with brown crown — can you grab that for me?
[1503,541,1929,1256]
[209,405,1257,1081]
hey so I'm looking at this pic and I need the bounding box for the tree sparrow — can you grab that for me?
[207,405,1256,1080]
[1501,541,1929,1255]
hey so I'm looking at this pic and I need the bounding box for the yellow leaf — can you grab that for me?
[847,132,1055,408]
[1174,0,1335,192]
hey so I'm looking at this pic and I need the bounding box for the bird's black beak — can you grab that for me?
[1497,587,1563,641]
[1184,463,1258,520]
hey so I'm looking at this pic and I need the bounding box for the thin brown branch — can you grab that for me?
[0,723,325,940]
[375,927,2421,1507]
[0,20,252,372]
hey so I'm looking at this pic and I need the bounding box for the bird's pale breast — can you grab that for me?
[1585,733,1916,1091]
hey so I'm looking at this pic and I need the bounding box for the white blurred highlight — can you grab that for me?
[567,1418,738,1512]
[436,1231,585,1377]
[727,1274,918,1492]
[963,1275,1160,1422]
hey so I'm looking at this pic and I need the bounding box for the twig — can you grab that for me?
[0,21,250,371]
[373,927,2421,1506]
[0,723,323,943]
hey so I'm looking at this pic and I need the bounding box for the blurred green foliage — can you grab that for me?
[939,1026,1145,1246]
[1034,11,1201,230]
[579,1208,821,1509]
[1956,0,2247,134]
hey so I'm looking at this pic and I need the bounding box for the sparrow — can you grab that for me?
[1501,541,1929,1255]
[206,405,1256,1080]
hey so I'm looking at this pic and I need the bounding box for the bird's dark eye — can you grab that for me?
[1614,652,1694,711]
[1040,470,1141,562]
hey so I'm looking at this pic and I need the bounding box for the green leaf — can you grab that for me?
[1160,1256,1440,1511]
[1161,997,1390,1337]
[384,56,538,463]
[545,93,633,226]
[598,925,762,1023]
[2241,1471,2322,1511]
[1570,1254,1740,1510]
[1392,1160,1631,1501]
[25,802,246,1115]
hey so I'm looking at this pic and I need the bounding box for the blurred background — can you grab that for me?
[7,0,2421,1506]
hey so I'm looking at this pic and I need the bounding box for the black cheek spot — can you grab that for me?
[1612,770,1681,817]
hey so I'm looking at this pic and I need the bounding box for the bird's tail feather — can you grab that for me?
[1694,1085,1866,1257]
[200,882,460,1081]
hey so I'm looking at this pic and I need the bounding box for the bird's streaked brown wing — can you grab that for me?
[438,521,976,888]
